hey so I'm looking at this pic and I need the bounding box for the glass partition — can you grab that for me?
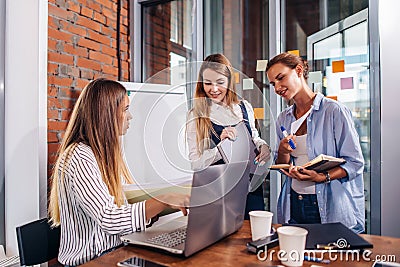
[307,9,371,233]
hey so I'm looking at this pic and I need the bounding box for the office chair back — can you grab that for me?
[16,218,61,266]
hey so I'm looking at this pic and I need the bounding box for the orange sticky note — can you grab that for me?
[332,60,345,73]
[326,95,338,101]
[287,50,300,56]
[234,72,240,84]
[253,108,264,119]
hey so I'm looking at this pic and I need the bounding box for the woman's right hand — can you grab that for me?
[220,126,237,141]
[157,193,190,216]
[276,134,296,164]
[145,193,190,221]
[278,134,296,155]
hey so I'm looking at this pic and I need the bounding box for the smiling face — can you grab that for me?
[120,94,133,135]
[202,68,229,104]
[266,63,303,100]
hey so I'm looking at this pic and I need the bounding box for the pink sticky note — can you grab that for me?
[340,77,354,90]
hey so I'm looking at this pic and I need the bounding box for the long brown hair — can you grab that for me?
[265,52,310,79]
[49,78,133,226]
[190,53,239,154]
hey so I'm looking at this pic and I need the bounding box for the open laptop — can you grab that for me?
[121,161,250,257]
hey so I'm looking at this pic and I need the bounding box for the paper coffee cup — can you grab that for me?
[277,226,308,266]
[249,210,273,241]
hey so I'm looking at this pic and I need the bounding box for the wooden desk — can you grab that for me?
[82,221,400,267]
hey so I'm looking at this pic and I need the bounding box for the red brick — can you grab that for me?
[61,109,73,120]
[48,143,61,155]
[61,99,76,109]
[76,16,101,32]
[47,109,59,120]
[106,18,117,28]
[48,27,75,43]
[77,57,102,71]
[48,17,60,29]
[88,1,102,13]
[121,7,128,17]
[103,7,117,20]
[80,69,95,79]
[48,121,69,131]
[64,43,88,58]
[97,0,113,9]
[101,26,116,38]
[77,38,101,51]
[102,45,116,57]
[48,4,75,21]
[60,87,81,99]
[48,39,58,51]
[89,50,113,65]
[88,30,112,46]
[60,21,87,37]
[102,64,118,76]
[48,51,74,65]
[48,76,74,87]
[67,1,80,13]
[48,63,58,74]
[81,6,93,18]
[48,97,64,109]
[48,84,59,97]
[48,131,59,143]
[76,78,90,89]
[94,12,106,24]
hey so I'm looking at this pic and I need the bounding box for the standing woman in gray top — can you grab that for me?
[48,78,188,266]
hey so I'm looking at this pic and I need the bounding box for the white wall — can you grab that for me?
[4,0,48,255]
[379,0,400,238]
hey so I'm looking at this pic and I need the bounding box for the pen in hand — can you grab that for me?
[280,126,296,150]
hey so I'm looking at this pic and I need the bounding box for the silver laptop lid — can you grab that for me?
[184,160,250,257]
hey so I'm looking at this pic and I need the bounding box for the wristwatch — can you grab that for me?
[324,171,331,184]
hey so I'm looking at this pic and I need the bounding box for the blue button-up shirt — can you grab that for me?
[275,93,365,233]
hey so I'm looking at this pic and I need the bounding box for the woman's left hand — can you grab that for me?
[254,144,271,166]
[280,166,326,183]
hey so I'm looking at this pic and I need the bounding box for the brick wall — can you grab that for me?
[47,0,130,174]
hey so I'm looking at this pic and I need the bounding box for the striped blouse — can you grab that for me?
[57,142,147,266]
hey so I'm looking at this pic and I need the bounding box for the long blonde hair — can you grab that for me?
[190,54,239,154]
[49,78,133,226]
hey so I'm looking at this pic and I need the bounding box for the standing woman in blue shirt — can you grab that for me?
[186,54,271,217]
[48,78,188,266]
[266,52,365,233]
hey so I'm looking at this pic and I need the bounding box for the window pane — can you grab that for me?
[142,0,196,84]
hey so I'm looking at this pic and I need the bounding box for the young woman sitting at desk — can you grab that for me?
[48,78,189,266]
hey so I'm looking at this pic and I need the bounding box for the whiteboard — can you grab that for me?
[119,82,192,185]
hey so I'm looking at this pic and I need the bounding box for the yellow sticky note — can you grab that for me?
[287,50,300,56]
[332,60,345,73]
[253,108,264,119]
[234,72,240,84]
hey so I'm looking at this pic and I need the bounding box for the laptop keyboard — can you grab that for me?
[147,227,187,248]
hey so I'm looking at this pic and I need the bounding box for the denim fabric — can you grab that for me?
[244,184,265,219]
[289,188,321,224]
